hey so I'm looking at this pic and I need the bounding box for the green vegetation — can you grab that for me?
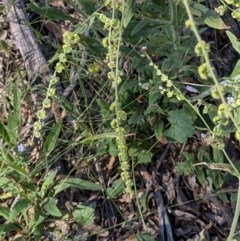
[1,0,240,240]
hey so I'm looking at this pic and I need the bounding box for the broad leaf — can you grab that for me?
[73,204,94,225]
[44,197,62,217]
[164,109,195,143]
[204,11,229,30]
[137,150,153,164]
[40,170,58,198]
[107,179,125,198]
[154,120,164,141]
[226,31,240,55]
[9,199,32,222]
[136,231,155,241]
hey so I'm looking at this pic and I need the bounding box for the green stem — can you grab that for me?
[182,0,240,238]
[169,0,179,50]
[182,0,238,129]
[228,177,240,240]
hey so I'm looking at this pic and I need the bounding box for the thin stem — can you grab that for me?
[228,178,240,240]
[182,0,238,129]
[169,0,179,50]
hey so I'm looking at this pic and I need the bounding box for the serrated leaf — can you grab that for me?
[40,170,58,198]
[226,30,240,55]
[73,204,94,225]
[44,197,62,217]
[107,179,125,198]
[164,109,195,143]
[43,122,62,156]
[27,1,77,21]
[54,178,101,196]
[137,150,153,164]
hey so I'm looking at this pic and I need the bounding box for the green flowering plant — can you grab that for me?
[98,1,133,197]
[182,0,240,239]
[215,0,240,20]
[33,31,80,139]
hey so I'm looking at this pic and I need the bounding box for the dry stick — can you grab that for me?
[4,0,52,84]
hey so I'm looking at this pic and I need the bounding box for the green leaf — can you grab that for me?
[136,231,155,241]
[7,112,18,146]
[44,197,62,217]
[226,31,240,55]
[137,150,153,164]
[204,12,229,30]
[230,60,240,78]
[213,147,223,163]
[43,122,62,156]
[154,120,164,141]
[1,148,30,180]
[13,84,21,128]
[9,199,32,222]
[27,206,45,233]
[234,107,240,126]
[27,1,77,21]
[40,170,58,198]
[128,114,145,125]
[0,206,10,221]
[107,179,125,198]
[194,162,239,177]
[0,177,20,197]
[148,86,161,104]
[0,122,10,144]
[130,20,169,37]
[108,140,118,156]
[123,0,134,28]
[54,178,101,196]
[78,34,105,55]
[164,109,195,143]
[96,98,110,123]
[78,0,96,14]
[199,228,208,241]
[73,204,94,225]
